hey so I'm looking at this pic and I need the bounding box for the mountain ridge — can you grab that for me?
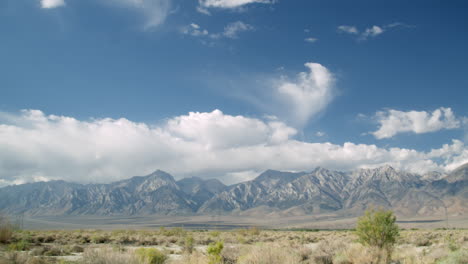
[0,164,467,218]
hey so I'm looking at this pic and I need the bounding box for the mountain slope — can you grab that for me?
[177,177,226,209]
[0,164,466,217]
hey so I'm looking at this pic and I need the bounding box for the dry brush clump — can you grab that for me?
[1,226,468,264]
[81,246,140,264]
[0,215,14,244]
[236,243,301,264]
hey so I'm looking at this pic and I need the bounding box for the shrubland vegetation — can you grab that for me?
[0,211,467,264]
[0,215,13,244]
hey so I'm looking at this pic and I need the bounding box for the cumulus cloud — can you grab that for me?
[106,0,171,29]
[274,62,335,127]
[372,107,462,139]
[40,0,66,9]
[166,109,296,149]
[1,109,467,186]
[198,0,273,9]
[362,25,384,38]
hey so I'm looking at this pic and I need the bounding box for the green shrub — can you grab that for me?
[437,250,468,264]
[91,234,110,244]
[184,235,194,253]
[356,208,399,263]
[8,240,30,251]
[446,235,460,252]
[207,241,224,264]
[159,227,186,237]
[209,231,220,238]
[135,248,168,264]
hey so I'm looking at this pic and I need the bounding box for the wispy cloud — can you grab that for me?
[337,25,359,35]
[338,22,411,41]
[108,0,171,29]
[40,0,66,9]
[315,131,326,137]
[181,21,254,40]
[38,0,171,29]
[371,107,463,139]
[181,23,209,36]
[273,62,336,127]
[222,21,254,39]
[304,37,318,43]
[198,0,274,9]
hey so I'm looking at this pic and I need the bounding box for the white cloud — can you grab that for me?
[222,21,254,39]
[372,107,462,139]
[362,25,384,38]
[304,37,318,43]
[338,23,409,40]
[224,170,260,183]
[274,62,335,127]
[0,109,467,186]
[337,25,359,34]
[41,0,65,9]
[315,131,326,137]
[37,0,170,28]
[181,21,253,40]
[106,0,171,29]
[196,6,211,15]
[166,109,296,149]
[199,0,273,9]
[181,23,209,37]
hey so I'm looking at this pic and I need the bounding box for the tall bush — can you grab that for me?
[356,208,399,263]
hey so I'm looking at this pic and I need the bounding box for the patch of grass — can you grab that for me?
[7,240,30,251]
[135,248,168,264]
[437,250,468,264]
[184,235,194,254]
[91,234,110,244]
[81,247,140,264]
[207,241,224,264]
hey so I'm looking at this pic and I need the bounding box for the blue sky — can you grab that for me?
[1,0,468,185]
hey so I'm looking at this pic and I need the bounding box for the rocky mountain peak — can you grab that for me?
[0,165,466,217]
[379,164,396,172]
[147,170,175,180]
[254,170,305,190]
[114,170,179,194]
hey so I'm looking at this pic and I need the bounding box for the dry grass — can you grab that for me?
[0,215,13,244]
[236,243,301,264]
[171,251,209,264]
[0,228,467,264]
[81,246,140,264]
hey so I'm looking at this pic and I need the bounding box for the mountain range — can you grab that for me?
[0,164,467,218]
